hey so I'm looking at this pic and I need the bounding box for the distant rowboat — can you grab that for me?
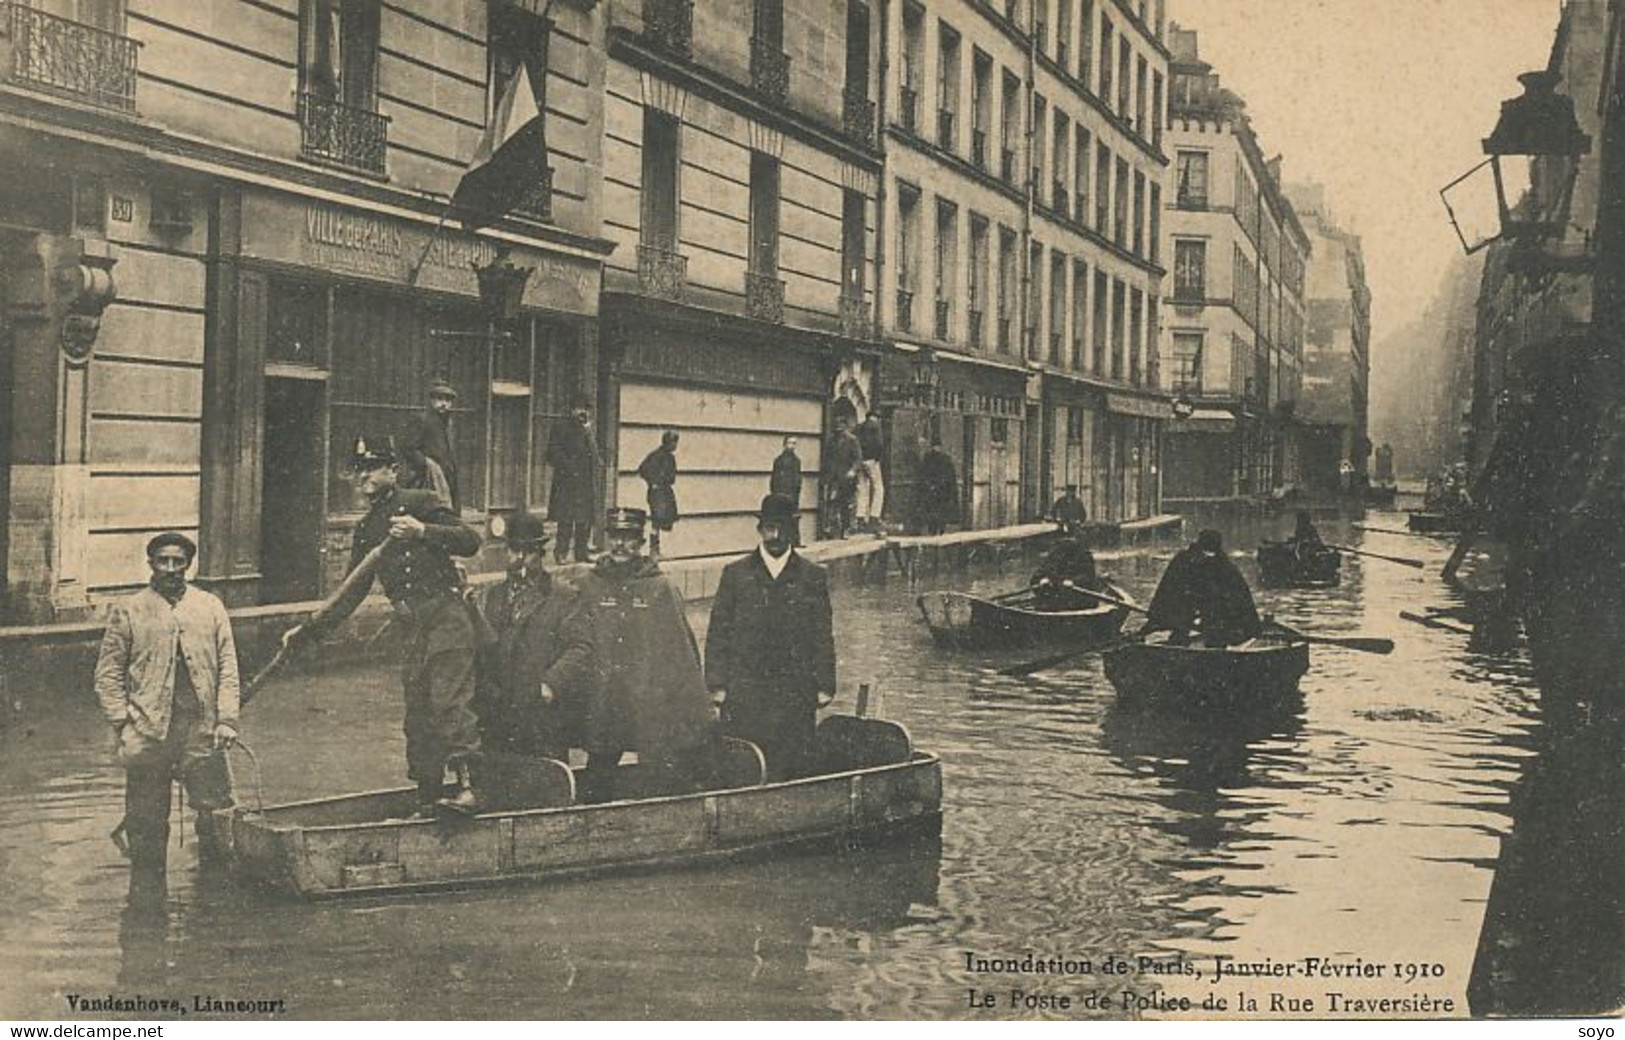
[1103,635,1310,713]
[1256,540,1343,588]
[915,580,1132,649]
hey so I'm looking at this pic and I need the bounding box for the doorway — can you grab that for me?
[260,377,326,602]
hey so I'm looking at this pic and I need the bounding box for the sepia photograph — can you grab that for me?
[0,0,1619,1023]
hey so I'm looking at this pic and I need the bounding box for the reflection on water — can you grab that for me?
[0,513,1612,1018]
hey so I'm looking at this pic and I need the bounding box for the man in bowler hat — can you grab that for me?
[705,493,836,780]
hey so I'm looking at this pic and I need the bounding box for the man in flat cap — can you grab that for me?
[403,377,461,513]
[705,494,835,780]
[282,435,484,814]
[94,531,240,881]
[471,512,592,761]
[570,507,713,802]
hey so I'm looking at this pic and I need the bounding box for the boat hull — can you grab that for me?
[1103,639,1310,713]
[1256,542,1342,588]
[223,717,943,899]
[916,582,1130,649]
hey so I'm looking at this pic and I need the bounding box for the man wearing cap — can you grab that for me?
[705,494,836,780]
[547,397,601,564]
[636,430,680,561]
[571,507,713,802]
[470,513,592,761]
[1143,529,1262,647]
[94,532,240,877]
[403,378,461,513]
[282,436,484,814]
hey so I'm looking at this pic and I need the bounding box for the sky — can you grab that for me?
[1170,0,1561,353]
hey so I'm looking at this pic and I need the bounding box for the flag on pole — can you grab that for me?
[450,12,551,230]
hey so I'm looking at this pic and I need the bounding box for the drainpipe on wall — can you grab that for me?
[1019,8,1036,367]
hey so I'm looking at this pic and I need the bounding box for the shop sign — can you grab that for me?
[1106,392,1175,419]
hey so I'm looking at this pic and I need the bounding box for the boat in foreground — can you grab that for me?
[222,714,941,899]
[915,580,1132,649]
[1256,541,1342,588]
[1103,634,1310,713]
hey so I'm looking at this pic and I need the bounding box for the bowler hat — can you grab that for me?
[428,378,459,401]
[498,511,550,549]
[347,434,399,471]
[1196,529,1224,553]
[757,493,798,528]
[145,531,197,562]
[605,506,648,535]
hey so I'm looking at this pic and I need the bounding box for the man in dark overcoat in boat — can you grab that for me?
[1142,529,1262,647]
[1030,521,1102,612]
[705,493,836,781]
[571,507,714,802]
[470,512,592,761]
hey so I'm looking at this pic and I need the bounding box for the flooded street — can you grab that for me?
[0,513,1612,1020]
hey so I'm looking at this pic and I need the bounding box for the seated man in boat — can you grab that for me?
[1029,524,1102,612]
[1142,529,1262,647]
[1288,509,1327,564]
[571,507,716,803]
[1048,485,1088,530]
[706,493,837,781]
[469,512,592,762]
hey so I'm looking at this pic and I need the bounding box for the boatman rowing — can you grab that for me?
[1141,529,1262,647]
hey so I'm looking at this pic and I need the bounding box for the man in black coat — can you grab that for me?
[917,435,959,536]
[470,512,592,761]
[547,397,600,564]
[705,493,836,781]
[769,436,803,545]
[402,378,460,512]
[637,430,680,560]
[1143,529,1262,647]
[1030,527,1101,611]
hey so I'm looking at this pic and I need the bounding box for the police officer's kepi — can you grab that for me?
[605,506,648,536]
[348,434,398,472]
[492,511,549,549]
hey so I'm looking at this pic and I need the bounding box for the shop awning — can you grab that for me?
[1170,408,1236,432]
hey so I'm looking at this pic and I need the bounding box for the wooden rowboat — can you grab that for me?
[1256,540,1342,588]
[1103,635,1310,713]
[1407,510,1466,533]
[915,580,1132,649]
[220,715,941,899]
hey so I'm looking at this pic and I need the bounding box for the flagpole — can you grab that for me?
[408,206,452,287]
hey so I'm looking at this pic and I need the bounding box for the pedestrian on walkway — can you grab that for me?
[916,435,959,536]
[770,435,803,545]
[706,493,835,781]
[855,411,885,532]
[824,414,862,539]
[95,532,239,879]
[282,436,485,815]
[547,397,600,564]
[402,378,460,512]
[571,507,715,803]
[637,430,680,561]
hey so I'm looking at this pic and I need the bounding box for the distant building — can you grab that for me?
[1285,181,1371,495]
[1158,25,1309,508]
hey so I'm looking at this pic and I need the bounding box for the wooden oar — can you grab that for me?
[1263,617,1394,655]
[1400,610,1474,636]
[1353,522,1453,540]
[1329,544,1426,569]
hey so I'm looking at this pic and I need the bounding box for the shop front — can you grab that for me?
[205,189,608,603]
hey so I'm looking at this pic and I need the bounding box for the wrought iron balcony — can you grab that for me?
[4,4,139,113]
[637,243,688,301]
[842,87,876,148]
[750,36,790,103]
[937,107,955,151]
[900,85,918,134]
[298,91,389,175]
[896,288,915,333]
[968,308,984,349]
[934,298,950,340]
[971,128,987,170]
[513,168,554,223]
[746,269,785,323]
[1000,147,1015,184]
[643,0,694,59]
[839,292,872,339]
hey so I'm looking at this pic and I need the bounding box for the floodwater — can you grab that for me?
[1,512,1618,1020]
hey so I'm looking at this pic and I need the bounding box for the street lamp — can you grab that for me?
[472,246,534,322]
[911,345,941,408]
[1171,394,1196,421]
[1441,70,1591,255]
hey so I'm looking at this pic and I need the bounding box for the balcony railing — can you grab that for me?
[937,107,955,151]
[969,307,984,349]
[896,288,915,333]
[934,298,950,340]
[842,87,876,148]
[513,168,554,223]
[638,242,688,301]
[900,85,918,134]
[839,292,872,339]
[298,91,389,175]
[1176,190,1208,210]
[971,128,987,170]
[4,4,139,113]
[746,269,785,323]
[643,0,694,58]
[1000,147,1015,184]
[750,36,790,103]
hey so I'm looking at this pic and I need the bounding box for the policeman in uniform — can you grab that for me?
[471,512,592,760]
[283,436,484,815]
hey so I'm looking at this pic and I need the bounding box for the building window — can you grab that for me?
[1052,111,1069,215]
[897,183,921,331]
[1113,156,1129,246]
[1098,15,1112,108]
[641,109,680,249]
[938,22,961,152]
[1073,125,1091,224]
[969,213,989,347]
[1050,253,1067,364]
[1071,259,1087,369]
[749,151,780,276]
[1079,0,1093,90]
[1057,0,1072,70]
[997,226,1017,352]
[1094,144,1110,232]
[1031,94,1046,193]
[934,199,958,340]
[1001,69,1021,183]
[1091,268,1109,374]
[1116,36,1131,118]
[1129,286,1143,383]
[971,49,992,169]
[1151,71,1164,151]
[1134,55,1147,137]
[1110,277,1126,380]
[1027,242,1043,355]
[1149,181,1161,262]
[842,189,867,305]
[268,279,327,366]
[488,5,552,220]
[1176,150,1208,208]
[1132,169,1146,256]
[298,0,386,173]
[1172,239,1205,301]
[901,3,924,134]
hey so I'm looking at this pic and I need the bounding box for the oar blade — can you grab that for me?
[1336,636,1396,655]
